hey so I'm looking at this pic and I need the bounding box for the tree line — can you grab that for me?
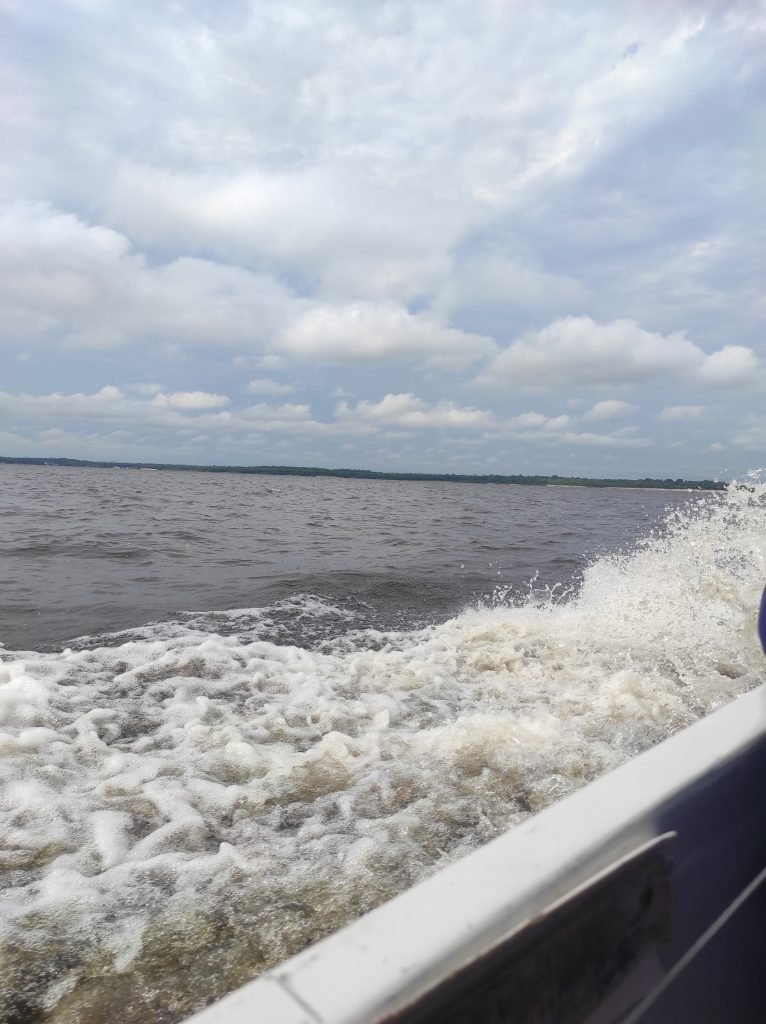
[0,456,726,490]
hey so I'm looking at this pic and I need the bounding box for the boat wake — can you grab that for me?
[1,480,764,1023]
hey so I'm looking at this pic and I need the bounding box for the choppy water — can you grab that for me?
[0,466,703,651]
[1,466,764,1024]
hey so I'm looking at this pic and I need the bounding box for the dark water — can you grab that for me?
[0,465,705,650]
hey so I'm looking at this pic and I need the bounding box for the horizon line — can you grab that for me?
[0,455,727,489]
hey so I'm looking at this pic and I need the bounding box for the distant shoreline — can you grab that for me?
[0,455,727,490]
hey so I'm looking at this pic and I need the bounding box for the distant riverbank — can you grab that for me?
[0,455,726,490]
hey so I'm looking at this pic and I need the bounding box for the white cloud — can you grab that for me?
[0,203,297,351]
[0,203,498,372]
[478,317,698,390]
[583,399,637,422]
[477,316,763,392]
[696,345,761,387]
[659,404,705,421]
[506,411,547,430]
[336,393,494,429]
[104,164,462,305]
[512,411,573,432]
[334,392,650,448]
[94,386,124,401]
[152,391,230,409]
[0,377,634,452]
[243,402,312,422]
[503,414,649,448]
[280,303,496,369]
[245,378,296,396]
[0,388,324,446]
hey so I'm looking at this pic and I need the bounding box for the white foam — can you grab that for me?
[1,481,764,1022]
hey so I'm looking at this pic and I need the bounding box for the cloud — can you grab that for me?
[431,251,587,320]
[2,2,765,476]
[583,399,637,422]
[103,164,463,304]
[558,430,651,449]
[151,391,230,409]
[245,378,296,396]
[0,383,653,460]
[337,393,495,429]
[335,393,650,447]
[0,203,297,351]
[659,404,705,421]
[696,346,761,387]
[502,414,650,448]
[280,303,496,369]
[0,204,495,371]
[0,387,205,424]
[730,417,766,450]
[242,402,312,423]
[478,317,701,390]
[510,413,572,432]
[477,316,763,392]
[0,388,321,443]
[234,354,290,372]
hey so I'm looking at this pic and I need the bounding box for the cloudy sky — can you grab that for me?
[2,0,765,478]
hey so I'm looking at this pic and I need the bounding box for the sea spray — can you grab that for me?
[1,481,764,1023]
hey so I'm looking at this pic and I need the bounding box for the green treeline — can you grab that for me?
[0,455,726,490]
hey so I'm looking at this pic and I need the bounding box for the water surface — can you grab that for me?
[1,465,705,650]
[1,466,763,1024]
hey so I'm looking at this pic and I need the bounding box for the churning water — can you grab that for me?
[0,466,764,1023]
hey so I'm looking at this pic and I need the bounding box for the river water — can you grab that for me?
[1,465,764,1023]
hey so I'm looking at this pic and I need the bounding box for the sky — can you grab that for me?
[2,0,765,479]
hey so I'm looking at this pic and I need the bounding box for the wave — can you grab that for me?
[1,480,764,1023]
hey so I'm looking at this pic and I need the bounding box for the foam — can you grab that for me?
[1,482,764,1022]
